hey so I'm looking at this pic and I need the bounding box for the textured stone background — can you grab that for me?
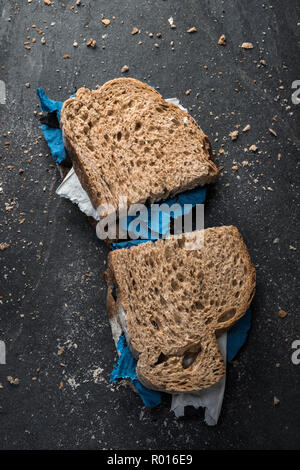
[0,0,299,450]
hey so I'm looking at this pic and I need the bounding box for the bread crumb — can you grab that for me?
[273,396,280,406]
[0,242,9,250]
[63,55,70,59]
[73,41,78,47]
[289,245,296,251]
[154,43,159,48]
[101,19,110,26]
[57,346,65,356]
[41,37,46,45]
[148,32,153,38]
[7,376,19,385]
[243,124,251,132]
[187,27,197,33]
[156,33,161,38]
[278,153,282,160]
[269,128,277,137]
[25,83,30,88]
[241,42,254,49]
[86,38,97,48]
[168,17,176,29]
[229,130,239,141]
[131,27,139,35]
[232,165,238,171]
[44,0,52,4]
[278,309,287,319]
[273,238,279,244]
[121,65,129,73]
[218,34,226,46]
[275,363,280,368]
[185,89,191,95]
[242,160,249,167]
[249,144,258,152]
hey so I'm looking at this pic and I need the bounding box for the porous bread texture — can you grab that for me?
[60,78,218,215]
[106,226,256,394]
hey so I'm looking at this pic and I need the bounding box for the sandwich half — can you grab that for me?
[60,78,218,215]
[105,226,256,394]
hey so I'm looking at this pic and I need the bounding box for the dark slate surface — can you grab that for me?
[0,0,299,450]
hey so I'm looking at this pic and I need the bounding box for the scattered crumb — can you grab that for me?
[44,0,52,5]
[269,128,277,137]
[131,27,139,35]
[57,346,65,356]
[273,238,279,244]
[187,27,197,33]
[218,34,226,46]
[25,83,30,88]
[278,153,282,160]
[121,65,129,73]
[185,89,191,95]
[242,160,249,167]
[63,55,70,59]
[7,376,19,385]
[278,309,287,319]
[232,165,238,171]
[289,245,296,251]
[154,43,159,48]
[86,38,97,48]
[101,19,110,26]
[276,363,280,368]
[73,41,78,47]
[41,37,46,45]
[229,130,239,141]
[273,396,280,406]
[243,124,251,132]
[249,144,258,152]
[0,243,9,251]
[168,17,176,29]
[241,42,254,49]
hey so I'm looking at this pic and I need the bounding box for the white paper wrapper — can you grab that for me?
[55,97,227,424]
[171,334,227,425]
[56,167,99,221]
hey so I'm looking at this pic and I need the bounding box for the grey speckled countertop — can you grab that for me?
[0,0,299,450]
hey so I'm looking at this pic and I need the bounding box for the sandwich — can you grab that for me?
[37,79,255,420]
[60,78,218,217]
[105,226,256,393]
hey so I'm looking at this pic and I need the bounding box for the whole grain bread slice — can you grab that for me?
[105,226,256,394]
[60,78,218,216]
